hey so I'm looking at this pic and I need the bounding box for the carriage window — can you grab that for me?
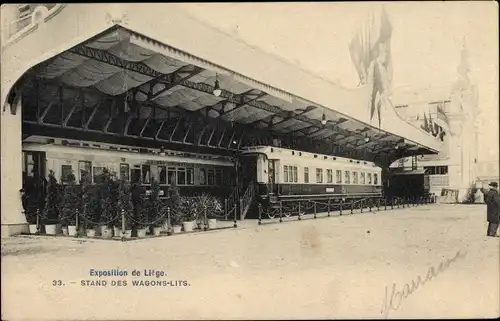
[177,168,186,185]
[344,171,351,184]
[61,165,73,184]
[157,166,167,184]
[168,167,176,185]
[215,169,222,185]
[336,170,342,184]
[207,169,215,185]
[199,168,207,185]
[327,169,333,183]
[142,165,151,184]
[131,167,141,184]
[374,173,378,185]
[352,172,358,184]
[120,163,130,181]
[360,172,366,184]
[304,167,309,183]
[292,166,298,183]
[78,161,92,182]
[93,167,105,184]
[284,165,289,183]
[25,153,35,177]
[316,168,323,183]
[186,168,194,185]
[368,173,372,184]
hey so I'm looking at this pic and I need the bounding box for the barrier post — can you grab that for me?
[377,199,380,211]
[361,199,364,213]
[203,208,208,231]
[75,208,80,238]
[298,202,302,220]
[121,208,126,241]
[350,201,353,214]
[167,207,172,235]
[36,208,41,234]
[327,199,331,217]
[369,199,372,212]
[391,198,394,209]
[339,199,343,216]
[233,202,238,228]
[258,204,262,225]
[224,198,228,220]
[313,202,317,219]
[384,198,387,211]
[279,202,283,223]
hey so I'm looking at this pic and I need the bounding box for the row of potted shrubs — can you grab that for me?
[23,168,224,239]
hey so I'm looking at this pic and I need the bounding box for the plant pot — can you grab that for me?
[99,225,107,236]
[101,227,113,239]
[137,228,147,238]
[172,225,182,234]
[86,229,97,237]
[152,227,162,236]
[68,225,78,236]
[113,226,121,237]
[45,224,57,235]
[208,219,217,229]
[29,224,38,234]
[182,221,194,232]
[62,227,69,236]
[123,229,132,239]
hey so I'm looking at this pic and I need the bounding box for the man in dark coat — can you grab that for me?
[482,182,500,237]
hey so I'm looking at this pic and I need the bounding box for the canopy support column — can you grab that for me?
[1,97,28,237]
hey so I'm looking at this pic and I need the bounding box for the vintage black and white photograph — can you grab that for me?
[1,2,499,320]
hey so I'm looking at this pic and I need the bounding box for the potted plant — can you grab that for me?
[81,172,100,237]
[116,179,134,238]
[195,193,211,230]
[99,168,118,239]
[180,197,196,232]
[207,196,223,230]
[60,171,80,237]
[43,170,60,235]
[21,188,39,234]
[170,206,183,234]
[146,178,163,236]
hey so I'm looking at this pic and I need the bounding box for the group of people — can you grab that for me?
[482,182,500,237]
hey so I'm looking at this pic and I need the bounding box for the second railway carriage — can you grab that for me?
[239,146,383,205]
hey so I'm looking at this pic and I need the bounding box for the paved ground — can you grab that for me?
[2,204,499,320]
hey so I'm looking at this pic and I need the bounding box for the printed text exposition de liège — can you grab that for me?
[73,268,190,287]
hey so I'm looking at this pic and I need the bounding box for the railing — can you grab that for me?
[239,181,256,220]
[224,185,238,221]
[257,194,436,224]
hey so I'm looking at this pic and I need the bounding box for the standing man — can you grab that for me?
[481,182,500,237]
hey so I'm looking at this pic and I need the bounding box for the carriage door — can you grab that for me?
[240,156,257,188]
[268,160,278,195]
[22,151,46,207]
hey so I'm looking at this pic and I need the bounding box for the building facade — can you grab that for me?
[390,42,498,202]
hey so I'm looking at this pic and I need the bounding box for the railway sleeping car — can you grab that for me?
[239,146,383,206]
[22,136,236,198]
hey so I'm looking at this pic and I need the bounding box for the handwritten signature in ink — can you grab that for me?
[381,250,467,318]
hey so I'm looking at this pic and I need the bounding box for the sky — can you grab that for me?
[178,2,498,162]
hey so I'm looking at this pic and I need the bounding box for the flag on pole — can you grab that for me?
[436,103,450,126]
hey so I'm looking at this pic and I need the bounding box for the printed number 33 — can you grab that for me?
[52,280,63,286]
